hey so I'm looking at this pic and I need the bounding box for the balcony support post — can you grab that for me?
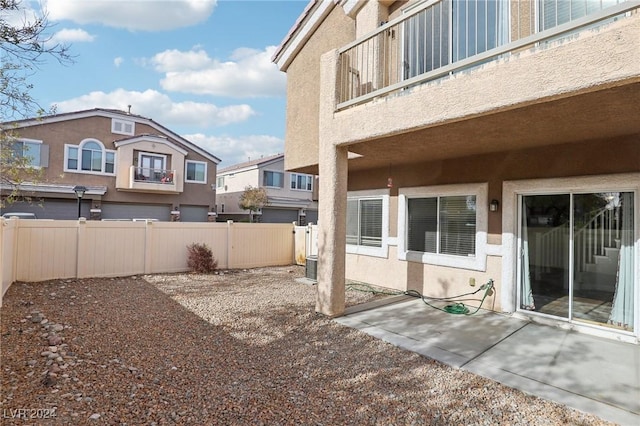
[316,49,347,318]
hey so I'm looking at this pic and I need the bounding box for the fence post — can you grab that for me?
[76,218,87,278]
[227,220,233,269]
[144,220,154,274]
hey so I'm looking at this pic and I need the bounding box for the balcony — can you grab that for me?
[325,0,640,170]
[338,0,639,110]
[116,166,182,194]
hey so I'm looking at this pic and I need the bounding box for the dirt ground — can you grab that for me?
[1,266,611,425]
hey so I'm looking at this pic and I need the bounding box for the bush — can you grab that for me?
[186,243,218,273]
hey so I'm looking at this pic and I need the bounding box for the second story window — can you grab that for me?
[9,138,48,168]
[290,173,312,191]
[186,160,207,183]
[217,176,225,188]
[65,139,116,175]
[264,170,284,188]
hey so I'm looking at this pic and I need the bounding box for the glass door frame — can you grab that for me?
[512,182,638,338]
[516,192,575,322]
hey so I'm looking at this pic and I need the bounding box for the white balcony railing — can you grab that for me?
[337,0,639,110]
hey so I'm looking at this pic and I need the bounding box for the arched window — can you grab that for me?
[65,139,116,174]
[82,141,103,172]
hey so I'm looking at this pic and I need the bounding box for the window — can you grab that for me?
[217,176,225,188]
[290,173,313,191]
[538,0,616,31]
[347,198,383,247]
[112,118,134,136]
[186,160,207,183]
[346,191,390,257]
[105,152,115,174]
[264,170,284,188]
[82,141,103,172]
[9,139,48,167]
[403,0,508,79]
[65,140,115,175]
[398,183,488,270]
[407,195,476,256]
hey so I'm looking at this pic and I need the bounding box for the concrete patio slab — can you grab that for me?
[335,298,640,426]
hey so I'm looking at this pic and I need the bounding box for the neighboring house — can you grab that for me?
[1,108,220,221]
[216,153,318,224]
[273,0,640,343]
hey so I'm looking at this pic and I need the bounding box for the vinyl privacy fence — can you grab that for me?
[1,218,297,306]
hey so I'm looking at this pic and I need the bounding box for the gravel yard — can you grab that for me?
[1,266,613,425]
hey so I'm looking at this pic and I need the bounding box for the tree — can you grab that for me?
[0,126,44,207]
[1,0,73,206]
[238,186,269,223]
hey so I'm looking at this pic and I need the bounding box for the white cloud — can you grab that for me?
[155,46,286,98]
[50,28,95,43]
[53,89,255,127]
[186,133,284,167]
[44,0,217,31]
[150,49,212,72]
[114,57,124,67]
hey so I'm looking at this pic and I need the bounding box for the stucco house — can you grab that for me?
[216,153,318,224]
[1,108,220,221]
[273,0,639,343]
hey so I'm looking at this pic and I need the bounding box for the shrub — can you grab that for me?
[186,243,218,273]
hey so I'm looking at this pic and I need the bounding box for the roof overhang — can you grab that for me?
[0,183,108,197]
[3,108,221,164]
[272,0,338,72]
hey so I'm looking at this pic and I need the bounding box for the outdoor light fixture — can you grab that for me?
[73,185,87,219]
[490,199,500,212]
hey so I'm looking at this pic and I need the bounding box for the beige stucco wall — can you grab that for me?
[284,6,355,173]
[346,247,503,311]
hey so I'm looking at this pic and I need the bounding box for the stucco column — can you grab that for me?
[316,49,347,317]
[316,144,348,317]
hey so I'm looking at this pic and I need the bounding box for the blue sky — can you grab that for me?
[21,0,309,167]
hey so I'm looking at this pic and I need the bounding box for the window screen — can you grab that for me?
[346,198,383,248]
[407,195,476,256]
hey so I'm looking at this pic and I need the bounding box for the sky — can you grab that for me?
[19,0,310,167]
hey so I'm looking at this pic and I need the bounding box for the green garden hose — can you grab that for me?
[346,279,495,316]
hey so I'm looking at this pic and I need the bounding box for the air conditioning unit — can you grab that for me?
[305,256,318,281]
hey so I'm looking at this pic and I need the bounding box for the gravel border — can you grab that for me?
[1,266,613,425]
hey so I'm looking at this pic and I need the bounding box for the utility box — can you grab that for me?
[305,256,318,281]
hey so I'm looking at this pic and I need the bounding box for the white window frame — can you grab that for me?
[217,176,225,189]
[185,160,207,184]
[64,139,116,176]
[263,169,285,188]
[11,138,43,168]
[346,189,390,258]
[111,118,135,136]
[290,173,313,191]
[398,182,488,271]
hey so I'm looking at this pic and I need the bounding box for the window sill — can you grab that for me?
[346,244,388,258]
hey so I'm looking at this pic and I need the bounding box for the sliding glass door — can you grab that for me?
[519,192,635,332]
